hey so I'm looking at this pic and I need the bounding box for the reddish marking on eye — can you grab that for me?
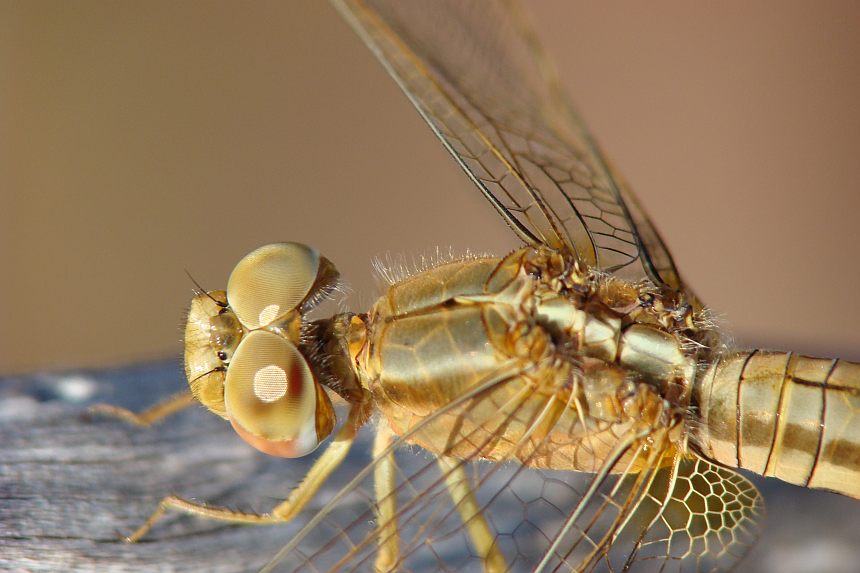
[229,416,311,459]
[288,359,307,400]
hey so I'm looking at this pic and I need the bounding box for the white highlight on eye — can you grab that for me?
[253,364,288,403]
[258,304,281,326]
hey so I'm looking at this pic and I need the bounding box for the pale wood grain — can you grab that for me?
[0,362,348,573]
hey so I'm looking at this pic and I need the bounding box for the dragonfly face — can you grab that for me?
[184,242,340,458]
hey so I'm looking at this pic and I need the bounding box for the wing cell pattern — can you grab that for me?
[336,0,683,289]
[262,366,762,572]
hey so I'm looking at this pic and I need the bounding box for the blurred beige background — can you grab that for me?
[2,1,860,375]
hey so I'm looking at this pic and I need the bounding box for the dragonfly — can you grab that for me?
[95,1,860,571]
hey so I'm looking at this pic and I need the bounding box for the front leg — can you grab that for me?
[89,390,196,427]
[373,422,399,573]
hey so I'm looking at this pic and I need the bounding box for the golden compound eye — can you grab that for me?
[227,242,320,329]
[223,330,335,458]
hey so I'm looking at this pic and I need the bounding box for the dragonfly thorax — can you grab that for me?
[303,246,700,471]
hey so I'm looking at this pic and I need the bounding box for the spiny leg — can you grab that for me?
[89,390,196,427]
[373,422,399,573]
[438,456,507,573]
[126,403,364,542]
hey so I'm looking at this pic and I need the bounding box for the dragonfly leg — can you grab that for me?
[125,494,283,542]
[126,402,364,542]
[373,422,399,573]
[438,456,507,573]
[89,390,196,427]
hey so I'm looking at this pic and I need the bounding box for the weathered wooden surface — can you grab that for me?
[0,361,354,573]
[2,361,860,572]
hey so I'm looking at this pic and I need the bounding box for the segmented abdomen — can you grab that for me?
[693,350,860,498]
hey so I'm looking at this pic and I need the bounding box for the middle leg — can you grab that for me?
[438,455,507,573]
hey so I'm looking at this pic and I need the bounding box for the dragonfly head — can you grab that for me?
[183,242,340,458]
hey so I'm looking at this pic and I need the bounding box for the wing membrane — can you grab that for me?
[261,359,762,572]
[609,454,764,572]
[334,0,684,290]
[263,367,671,572]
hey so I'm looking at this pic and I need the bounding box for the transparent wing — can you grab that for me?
[334,0,684,291]
[606,453,764,572]
[260,367,762,572]
[261,370,667,572]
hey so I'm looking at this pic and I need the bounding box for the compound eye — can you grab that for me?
[227,243,320,329]
[223,330,334,458]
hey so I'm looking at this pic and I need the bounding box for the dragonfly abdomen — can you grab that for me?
[693,350,860,498]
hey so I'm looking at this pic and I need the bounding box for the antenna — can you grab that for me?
[184,269,227,307]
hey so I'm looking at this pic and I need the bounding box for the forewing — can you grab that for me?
[334,0,685,290]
